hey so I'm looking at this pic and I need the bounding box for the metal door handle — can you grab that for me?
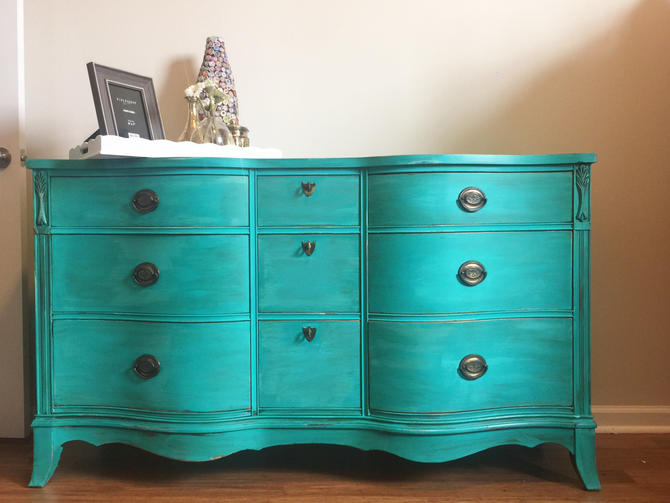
[0,148,11,169]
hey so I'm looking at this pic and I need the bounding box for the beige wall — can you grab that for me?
[22,0,670,412]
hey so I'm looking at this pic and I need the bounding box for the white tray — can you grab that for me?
[69,135,282,160]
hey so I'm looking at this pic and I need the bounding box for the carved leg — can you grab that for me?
[571,428,601,490]
[29,428,63,487]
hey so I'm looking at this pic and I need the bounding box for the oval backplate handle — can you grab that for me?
[133,354,161,379]
[132,262,160,286]
[458,260,486,286]
[132,189,159,214]
[458,187,487,212]
[458,354,488,380]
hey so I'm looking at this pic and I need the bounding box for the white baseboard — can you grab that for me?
[593,405,670,433]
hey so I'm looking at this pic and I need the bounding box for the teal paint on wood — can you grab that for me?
[369,231,572,314]
[29,423,585,487]
[369,172,573,227]
[51,234,250,315]
[369,318,573,414]
[50,174,249,227]
[28,156,598,490]
[258,234,360,313]
[53,320,251,412]
[257,175,359,226]
[27,153,596,172]
[258,320,361,409]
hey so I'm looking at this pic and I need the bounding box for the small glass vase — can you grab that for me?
[192,113,234,145]
[177,96,203,142]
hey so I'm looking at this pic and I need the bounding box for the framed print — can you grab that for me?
[87,62,165,140]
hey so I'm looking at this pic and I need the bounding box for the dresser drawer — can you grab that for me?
[52,235,249,315]
[369,172,572,226]
[369,318,572,414]
[258,234,360,313]
[50,174,249,227]
[259,320,360,409]
[53,320,250,413]
[369,231,571,314]
[257,175,359,226]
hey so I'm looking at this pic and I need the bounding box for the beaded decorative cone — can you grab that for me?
[197,36,239,125]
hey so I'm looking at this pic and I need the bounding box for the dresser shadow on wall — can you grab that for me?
[439,0,670,406]
[156,57,199,140]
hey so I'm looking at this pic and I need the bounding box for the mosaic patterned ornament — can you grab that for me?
[196,36,239,125]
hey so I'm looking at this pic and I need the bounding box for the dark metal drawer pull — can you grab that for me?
[133,262,160,286]
[458,260,486,286]
[302,326,317,342]
[132,189,159,213]
[458,354,487,380]
[458,187,486,212]
[301,181,316,197]
[133,354,160,379]
[302,241,316,256]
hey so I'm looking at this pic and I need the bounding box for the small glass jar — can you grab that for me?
[228,124,250,147]
[192,114,233,146]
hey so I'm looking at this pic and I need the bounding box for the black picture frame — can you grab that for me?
[87,62,165,140]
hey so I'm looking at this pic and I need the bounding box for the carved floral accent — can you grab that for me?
[575,164,590,222]
[34,172,48,226]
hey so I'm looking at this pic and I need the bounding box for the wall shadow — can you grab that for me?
[156,57,199,141]
[437,0,670,405]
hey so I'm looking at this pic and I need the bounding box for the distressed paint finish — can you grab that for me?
[50,174,249,228]
[257,174,360,226]
[52,320,251,413]
[258,320,361,410]
[369,318,573,413]
[27,154,599,490]
[258,234,360,313]
[51,234,250,315]
[369,231,572,314]
[34,171,48,226]
[575,164,591,222]
[369,171,573,227]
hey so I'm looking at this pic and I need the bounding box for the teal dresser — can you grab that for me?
[28,154,600,489]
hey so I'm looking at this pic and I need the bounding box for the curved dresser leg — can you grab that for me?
[571,428,601,490]
[29,428,63,487]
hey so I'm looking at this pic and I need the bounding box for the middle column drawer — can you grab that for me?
[258,234,360,313]
[257,175,360,227]
[259,320,361,409]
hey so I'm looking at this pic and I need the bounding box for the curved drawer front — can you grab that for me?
[258,234,360,313]
[50,174,249,227]
[369,231,571,314]
[369,172,572,226]
[53,320,251,413]
[259,320,361,409]
[52,234,249,315]
[369,318,573,414]
[257,175,359,226]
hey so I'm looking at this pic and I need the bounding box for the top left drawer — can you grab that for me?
[50,175,249,228]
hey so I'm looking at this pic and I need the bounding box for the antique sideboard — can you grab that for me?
[28,154,599,489]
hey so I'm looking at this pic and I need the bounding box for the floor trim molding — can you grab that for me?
[593,405,670,433]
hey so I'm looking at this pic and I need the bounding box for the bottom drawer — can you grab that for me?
[369,318,572,414]
[53,320,250,413]
[259,320,361,410]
